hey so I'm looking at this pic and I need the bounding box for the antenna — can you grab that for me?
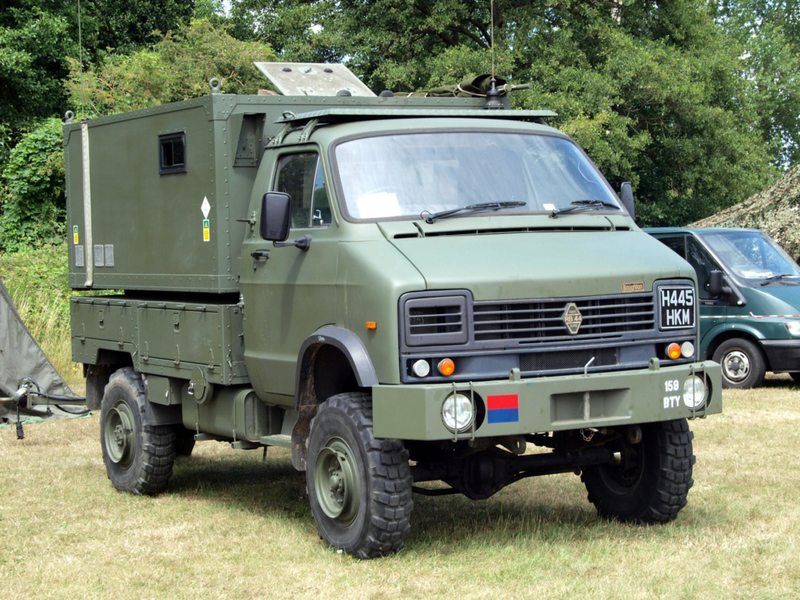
[485,0,503,108]
[491,0,495,80]
[78,0,85,118]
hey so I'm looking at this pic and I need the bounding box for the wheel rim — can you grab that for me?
[314,436,361,525]
[599,444,645,495]
[722,350,750,382]
[104,401,136,468]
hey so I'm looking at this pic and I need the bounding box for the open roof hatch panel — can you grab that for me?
[254,62,376,97]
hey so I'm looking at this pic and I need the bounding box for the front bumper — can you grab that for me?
[373,360,721,440]
[761,340,800,372]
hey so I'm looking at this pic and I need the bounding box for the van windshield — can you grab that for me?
[333,132,620,221]
[700,230,800,284]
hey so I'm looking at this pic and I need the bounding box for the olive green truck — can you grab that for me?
[58,64,721,557]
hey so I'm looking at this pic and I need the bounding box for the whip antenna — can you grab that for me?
[78,0,85,118]
[485,0,503,108]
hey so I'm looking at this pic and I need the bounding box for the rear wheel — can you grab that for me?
[100,367,176,495]
[306,392,413,558]
[712,337,766,389]
[582,420,695,523]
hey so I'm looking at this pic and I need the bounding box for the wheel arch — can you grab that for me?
[704,327,770,370]
[291,326,378,471]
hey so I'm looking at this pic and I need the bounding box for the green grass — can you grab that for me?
[1,378,799,599]
[1,245,799,598]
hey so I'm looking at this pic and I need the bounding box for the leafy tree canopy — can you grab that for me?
[229,0,776,226]
[716,1,800,168]
[65,19,276,115]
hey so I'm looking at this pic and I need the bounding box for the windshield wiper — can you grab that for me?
[760,273,799,286]
[550,200,620,218]
[422,201,527,224]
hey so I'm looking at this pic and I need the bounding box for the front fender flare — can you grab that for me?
[295,326,378,403]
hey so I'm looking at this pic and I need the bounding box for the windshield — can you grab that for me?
[700,230,800,284]
[333,132,620,221]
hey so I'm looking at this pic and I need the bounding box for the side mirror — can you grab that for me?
[709,270,724,297]
[709,269,747,307]
[260,192,291,242]
[620,182,635,221]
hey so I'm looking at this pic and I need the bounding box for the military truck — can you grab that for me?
[54,64,721,558]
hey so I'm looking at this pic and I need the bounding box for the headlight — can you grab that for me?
[442,393,474,432]
[784,320,800,336]
[683,375,707,409]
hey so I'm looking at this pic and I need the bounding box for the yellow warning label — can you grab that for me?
[203,219,210,242]
[73,225,79,245]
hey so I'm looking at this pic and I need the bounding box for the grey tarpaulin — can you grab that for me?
[0,277,79,422]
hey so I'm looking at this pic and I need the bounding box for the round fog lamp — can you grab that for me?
[412,359,431,378]
[681,341,695,358]
[683,375,707,409]
[442,393,474,432]
[667,343,682,360]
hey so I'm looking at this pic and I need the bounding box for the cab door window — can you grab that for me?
[274,152,331,228]
[686,237,724,299]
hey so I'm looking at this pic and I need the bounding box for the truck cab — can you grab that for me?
[646,227,800,387]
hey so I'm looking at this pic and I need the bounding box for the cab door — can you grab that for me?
[241,149,339,405]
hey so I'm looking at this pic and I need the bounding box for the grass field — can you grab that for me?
[1,376,798,600]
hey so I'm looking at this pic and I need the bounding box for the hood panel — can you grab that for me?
[740,285,800,315]
[381,226,692,300]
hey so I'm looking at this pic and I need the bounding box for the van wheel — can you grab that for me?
[712,338,766,389]
[306,392,413,558]
[582,420,695,523]
[100,367,176,495]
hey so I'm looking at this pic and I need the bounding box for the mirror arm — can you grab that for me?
[273,234,312,252]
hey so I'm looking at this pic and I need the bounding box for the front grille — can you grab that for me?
[520,348,618,372]
[403,293,468,346]
[473,294,654,344]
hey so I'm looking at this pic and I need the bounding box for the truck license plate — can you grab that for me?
[659,286,695,329]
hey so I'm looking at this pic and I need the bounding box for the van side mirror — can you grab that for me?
[260,192,291,242]
[709,270,724,297]
[709,269,747,307]
[620,182,635,221]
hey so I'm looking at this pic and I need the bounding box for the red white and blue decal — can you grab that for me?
[487,394,519,423]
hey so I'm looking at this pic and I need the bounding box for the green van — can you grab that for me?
[646,227,800,388]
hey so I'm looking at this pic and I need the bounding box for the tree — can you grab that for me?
[64,19,276,115]
[228,0,776,226]
[0,118,65,251]
[716,1,800,168]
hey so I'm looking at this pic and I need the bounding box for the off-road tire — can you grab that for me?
[581,419,695,523]
[100,367,176,495]
[306,392,413,558]
[174,427,196,457]
[712,337,766,389]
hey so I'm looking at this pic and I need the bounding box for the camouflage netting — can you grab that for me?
[690,164,800,261]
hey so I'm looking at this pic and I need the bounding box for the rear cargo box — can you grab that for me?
[64,92,371,293]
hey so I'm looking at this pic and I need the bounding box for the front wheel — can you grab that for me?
[581,420,695,523]
[712,337,766,389]
[306,392,413,558]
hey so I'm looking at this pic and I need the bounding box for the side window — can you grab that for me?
[686,237,723,299]
[159,133,187,175]
[274,152,331,228]
[657,236,687,259]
